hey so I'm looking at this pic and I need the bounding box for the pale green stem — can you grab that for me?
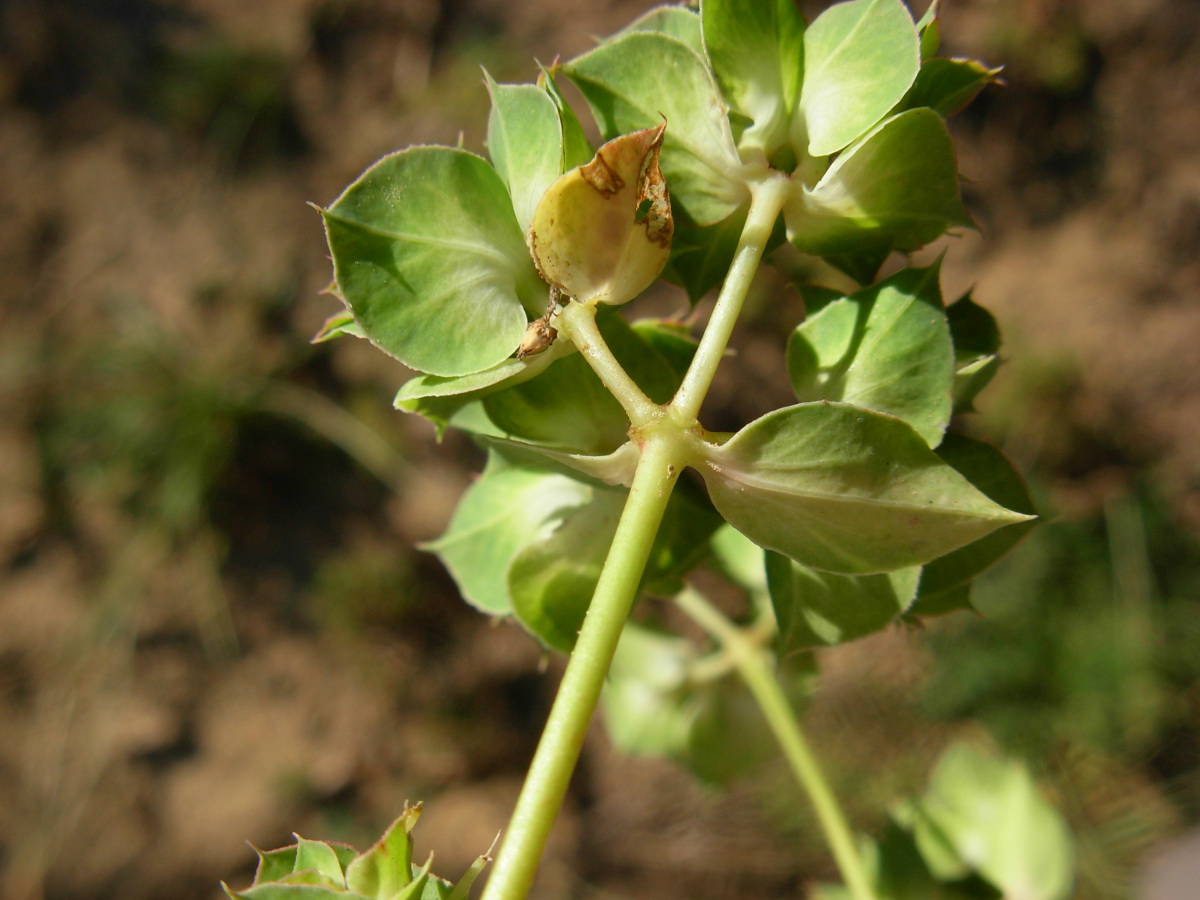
[671,173,792,423]
[480,435,685,900]
[674,587,878,900]
[555,301,660,427]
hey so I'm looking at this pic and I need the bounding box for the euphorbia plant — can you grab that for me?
[227,2,1074,899]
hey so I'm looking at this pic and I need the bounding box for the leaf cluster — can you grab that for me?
[223,804,490,900]
[316,0,1030,782]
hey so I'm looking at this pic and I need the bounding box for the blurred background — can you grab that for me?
[1,0,1199,898]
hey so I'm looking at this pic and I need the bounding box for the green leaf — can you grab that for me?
[425,453,592,616]
[952,355,1000,416]
[293,838,347,886]
[701,0,806,157]
[617,5,704,56]
[698,402,1035,575]
[945,290,1001,414]
[602,622,696,759]
[601,623,816,783]
[629,318,700,381]
[393,348,567,437]
[344,807,421,899]
[312,309,366,343]
[481,437,639,489]
[254,847,300,884]
[509,476,723,651]
[664,201,752,302]
[710,524,768,596]
[485,75,565,234]
[822,246,893,286]
[906,744,1075,900]
[322,147,544,377]
[767,551,920,650]
[907,583,972,619]
[910,434,1037,613]
[442,841,494,900]
[230,886,362,900]
[916,0,941,60]
[480,310,680,454]
[563,32,747,226]
[899,57,1002,119]
[484,352,631,455]
[537,67,594,171]
[509,488,624,651]
[799,0,920,157]
[786,108,971,259]
[787,263,954,447]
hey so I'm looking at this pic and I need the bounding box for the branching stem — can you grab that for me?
[674,587,878,900]
[483,172,799,900]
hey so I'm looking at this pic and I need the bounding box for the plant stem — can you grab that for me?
[480,435,684,900]
[555,301,661,427]
[671,173,792,423]
[674,588,878,900]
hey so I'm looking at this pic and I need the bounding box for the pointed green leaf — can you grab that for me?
[253,846,299,884]
[323,147,545,377]
[906,583,972,619]
[800,0,920,157]
[822,246,892,286]
[952,355,1000,415]
[425,453,593,615]
[907,744,1075,900]
[767,550,920,650]
[698,402,1035,575]
[538,67,594,171]
[916,0,941,60]
[312,309,365,343]
[485,76,565,234]
[701,0,806,156]
[899,57,1002,118]
[394,343,570,436]
[482,437,639,489]
[293,838,346,886]
[787,263,954,447]
[911,434,1037,611]
[563,32,748,225]
[345,808,420,898]
[945,290,1001,413]
[617,5,704,56]
[787,108,971,258]
[392,857,433,900]
[442,841,494,900]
